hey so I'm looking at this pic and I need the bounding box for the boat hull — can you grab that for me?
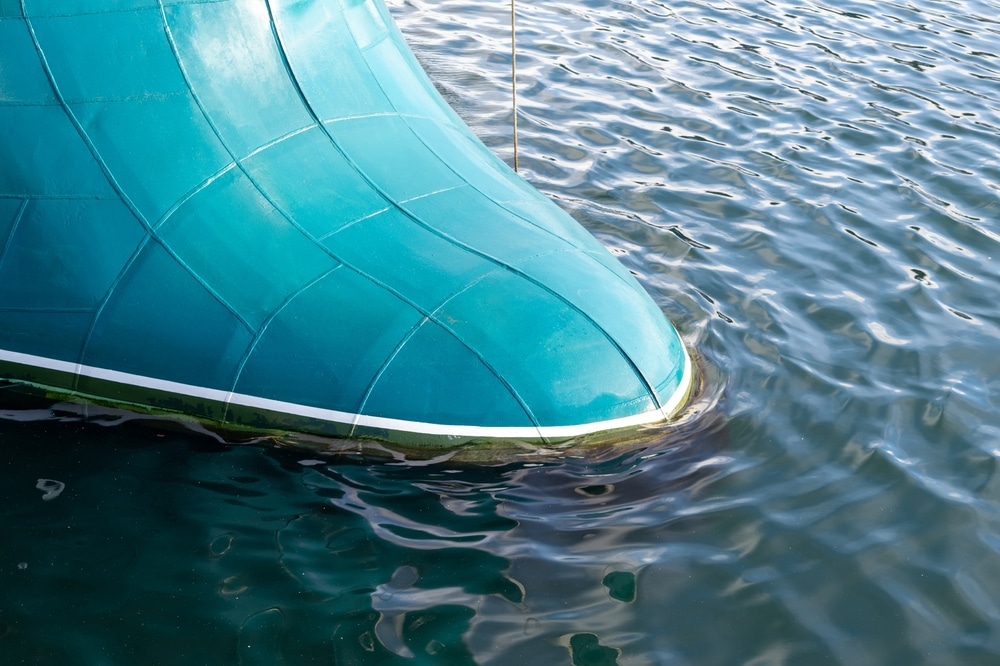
[0,0,692,447]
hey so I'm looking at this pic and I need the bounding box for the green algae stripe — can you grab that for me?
[0,347,693,444]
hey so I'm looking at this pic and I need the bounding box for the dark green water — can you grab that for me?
[4,0,1000,662]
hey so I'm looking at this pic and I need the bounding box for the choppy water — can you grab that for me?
[3,0,1000,662]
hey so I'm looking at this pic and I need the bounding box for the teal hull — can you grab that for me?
[0,0,692,446]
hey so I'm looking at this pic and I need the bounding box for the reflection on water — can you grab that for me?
[5,0,1000,662]
[0,410,727,664]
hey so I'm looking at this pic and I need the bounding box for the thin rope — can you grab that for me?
[511,0,519,172]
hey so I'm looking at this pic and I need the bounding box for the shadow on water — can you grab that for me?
[0,365,729,664]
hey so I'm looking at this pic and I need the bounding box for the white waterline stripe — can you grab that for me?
[0,347,692,439]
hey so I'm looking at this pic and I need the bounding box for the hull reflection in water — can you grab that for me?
[0,409,727,664]
[0,0,691,449]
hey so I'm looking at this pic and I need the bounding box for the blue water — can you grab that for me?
[3,0,1000,662]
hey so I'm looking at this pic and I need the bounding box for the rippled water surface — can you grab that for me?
[4,0,1000,662]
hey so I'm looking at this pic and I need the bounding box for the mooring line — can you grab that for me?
[511,0,519,172]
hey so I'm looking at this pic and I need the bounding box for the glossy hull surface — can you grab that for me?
[0,0,691,446]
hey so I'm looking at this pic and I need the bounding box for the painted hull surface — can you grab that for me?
[0,0,692,447]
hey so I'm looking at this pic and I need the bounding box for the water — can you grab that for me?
[3,0,1000,662]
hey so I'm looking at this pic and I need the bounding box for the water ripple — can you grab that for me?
[3,0,1000,662]
[389,0,1000,659]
